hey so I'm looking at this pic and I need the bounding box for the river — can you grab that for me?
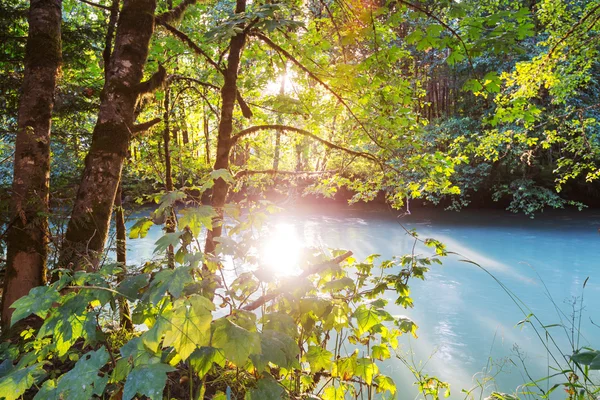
[122,206,600,398]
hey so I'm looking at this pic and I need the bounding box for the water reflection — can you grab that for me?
[123,207,600,398]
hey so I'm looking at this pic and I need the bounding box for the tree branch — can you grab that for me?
[547,3,600,58]
[230,124,380,164]
[242,251,353,311]
[157,21,224,73]
[155,0,196,25]
[131,117,161,136]
[170,75,252,118]
[235,169,338,178]
[77,0,111,11]
[250,32,385,148]
[395,0,488,94]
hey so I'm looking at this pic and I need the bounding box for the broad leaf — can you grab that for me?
[10,286,60,326]
[212,318,261,366]
[123,363,175,400]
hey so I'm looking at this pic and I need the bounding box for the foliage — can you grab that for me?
[0,196,450,399]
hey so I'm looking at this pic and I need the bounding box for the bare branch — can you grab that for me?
[242,251,353,311]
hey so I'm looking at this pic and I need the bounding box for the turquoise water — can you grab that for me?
[123,207,600,398]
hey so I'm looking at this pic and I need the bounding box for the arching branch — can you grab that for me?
[235,169,338,178]
[231,124,381,165]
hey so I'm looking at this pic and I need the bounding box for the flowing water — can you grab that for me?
[123,206,600,398]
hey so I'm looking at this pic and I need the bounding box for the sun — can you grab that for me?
[260,223,303,276]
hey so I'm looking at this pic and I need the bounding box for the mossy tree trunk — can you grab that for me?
[59,0,159,271]
[204,0,247,257]
[1,0,62,328]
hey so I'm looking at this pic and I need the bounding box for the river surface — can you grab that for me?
[122,206,600,398]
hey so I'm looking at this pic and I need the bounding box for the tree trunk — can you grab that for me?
[204,0,246,257]
[272,67,286,171]
[59,0,158,271]
[114,181,132,330]
[1,0,62,328]
[162,86,176,268]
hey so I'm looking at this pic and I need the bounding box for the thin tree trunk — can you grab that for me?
[114,181,132,330]
[162,86,176,268]
[59,0,159,271]
[272,66,286,171]
[203,92,211,164]
[1,0,62,328]
[204,0,246,257]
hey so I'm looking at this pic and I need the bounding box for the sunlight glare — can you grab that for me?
[260,223,303,276]
[263,69,297,96]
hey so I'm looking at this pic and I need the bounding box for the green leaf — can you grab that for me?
[121,337,161,367]
[110,358,132,383]
[42,348,109,400]
[116,273,151,299]
[0,363,45,400]
[353,305,381,335]
[251,330,299,371]
[163,295,214,360]
[210,169,234,184]
[10,286,60,326]
[123,363,175,400]
[245,376,284,400]
[212,318,261,366]
[154,232,182,254]
[146,266,194,304]
[355,358,378,385]
[129,218,154,239]
[322,277,355,292]
[374,375,396,394]
[189,347,225,378]
[571,350,600,365]
[305,346,333,372]
[372,344,391,360]
[179,206,216,235]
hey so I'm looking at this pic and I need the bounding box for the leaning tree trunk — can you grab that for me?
[1,0,62,329]
[203,0,246,257]
[59,0,159,271]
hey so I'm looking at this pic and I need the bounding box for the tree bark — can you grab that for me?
[1,0,62,328]
[59,0,158,271]
[204,0,246,257]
